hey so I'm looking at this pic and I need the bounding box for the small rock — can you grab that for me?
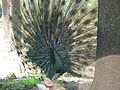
[36,84,49,90]
[5,73,17,80]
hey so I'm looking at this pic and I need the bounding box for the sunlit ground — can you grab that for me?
[0,19,20,79]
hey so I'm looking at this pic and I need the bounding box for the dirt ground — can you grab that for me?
[0,77,92,90]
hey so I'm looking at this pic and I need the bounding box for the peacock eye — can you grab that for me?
[83,20,91,25]
[81,8,86,13]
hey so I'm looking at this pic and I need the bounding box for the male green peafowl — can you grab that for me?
[12,0,97,79]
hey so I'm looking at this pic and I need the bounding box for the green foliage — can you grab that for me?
[21,77,43,87]
[12,0,97,79]
[55,80,64,86]
[0,77,43,89]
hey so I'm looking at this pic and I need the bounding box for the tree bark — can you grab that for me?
[2,0,19,51]
[90,0,120,90]
[2,0,13,51]
[96,0,120,59]
[0,0,20,78]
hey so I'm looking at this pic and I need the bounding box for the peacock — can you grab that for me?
[11,0,97,79]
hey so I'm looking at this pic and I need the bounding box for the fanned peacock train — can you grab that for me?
[11,0,97,79]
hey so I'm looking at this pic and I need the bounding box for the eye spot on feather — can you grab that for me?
[81,8,87,13]
[83,20,91,25]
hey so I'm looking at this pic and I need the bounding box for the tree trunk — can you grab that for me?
[96,0,120,59]
[2,0,20,51]
[2,0,14,51]
[90,0,120,90]
[0,0,20,78]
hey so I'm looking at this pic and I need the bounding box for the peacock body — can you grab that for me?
[12,0,97,79]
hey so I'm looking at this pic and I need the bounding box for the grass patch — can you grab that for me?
[0,76,43,89]
[81,80,92,85]
[55,80,64,86]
